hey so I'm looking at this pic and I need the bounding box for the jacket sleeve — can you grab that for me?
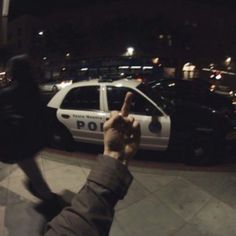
[44,155,133,236]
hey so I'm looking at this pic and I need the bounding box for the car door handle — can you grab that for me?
[61,114,70,119]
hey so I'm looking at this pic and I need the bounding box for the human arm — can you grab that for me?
[45,92,140,236]
[45,156,133,236]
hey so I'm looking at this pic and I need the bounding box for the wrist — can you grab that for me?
[103,150,122,160]
[103,150,128,165]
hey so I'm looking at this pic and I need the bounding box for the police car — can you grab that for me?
[46,78,236,165]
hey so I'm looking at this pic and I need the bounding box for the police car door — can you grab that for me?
[105,86,171,150]
[58,85,105,144]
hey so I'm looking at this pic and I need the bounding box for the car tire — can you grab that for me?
[184,131,224,166]
[49,124,75,152]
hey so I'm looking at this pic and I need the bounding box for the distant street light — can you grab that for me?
[66,52,70,57]
[38,31,44,36]
[152,57,159,64]
[225,57,232,66]
[125,47,134,57]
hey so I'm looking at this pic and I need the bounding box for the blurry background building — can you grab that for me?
[8,15,42,56]
[2,0,236,82]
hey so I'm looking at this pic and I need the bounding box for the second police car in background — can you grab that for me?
[47,78,236,165]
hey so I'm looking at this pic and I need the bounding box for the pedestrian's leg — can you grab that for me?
[17,158,54,200]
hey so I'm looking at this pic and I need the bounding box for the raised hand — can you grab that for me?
[103,92,141,165]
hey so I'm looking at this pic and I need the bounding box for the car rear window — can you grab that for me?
[61,86,100,110]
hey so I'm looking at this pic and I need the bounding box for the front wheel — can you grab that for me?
[184,132,225,166]
[49,124,75,152]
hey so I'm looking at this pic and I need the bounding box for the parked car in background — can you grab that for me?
[150,79,236,118]
[209,84,235,97]
[39,79,73,93]
[209,84,236,109]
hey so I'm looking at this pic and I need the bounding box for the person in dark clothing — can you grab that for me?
[45,92,141,236]
[0,55,56,200]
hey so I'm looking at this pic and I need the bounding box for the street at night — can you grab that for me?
[1,0,236,235]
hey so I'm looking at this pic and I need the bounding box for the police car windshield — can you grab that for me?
[137,82,173,114]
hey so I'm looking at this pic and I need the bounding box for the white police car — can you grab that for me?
[47,78,236,165]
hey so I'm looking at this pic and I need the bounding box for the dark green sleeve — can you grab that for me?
[45,155,133,236]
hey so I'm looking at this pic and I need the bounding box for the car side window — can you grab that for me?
[107,86,160,116]
[61,86,100,110]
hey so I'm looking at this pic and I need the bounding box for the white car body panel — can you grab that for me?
[48,79,171,150]
[57,84,106,144]
[57,109,106,144]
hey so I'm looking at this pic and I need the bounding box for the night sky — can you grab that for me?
[9,0,236,19]
[7,0,236,62]
[9,0,117,19]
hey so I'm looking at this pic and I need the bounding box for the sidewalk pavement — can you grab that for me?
[1,149,236,236]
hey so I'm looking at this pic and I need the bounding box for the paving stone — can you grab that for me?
[0,206,7,236]
[179,171,231,198]
[133,172,176,192]
[44,165,87,193]
[155,178,212,221]
[42,158,70,171]
[5,201,46,236]
[109,219,128,236]
[81,167,91,177]
[0,162,13,182]
[174,223,216,236]
[6,176,40,203]
[216,175,236,209]
[189,199,236,236]
[42,150,82,166]
[7,188,28,205]
[115,179,151,211]
[0,186,8,206]
[116,194,185,236]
